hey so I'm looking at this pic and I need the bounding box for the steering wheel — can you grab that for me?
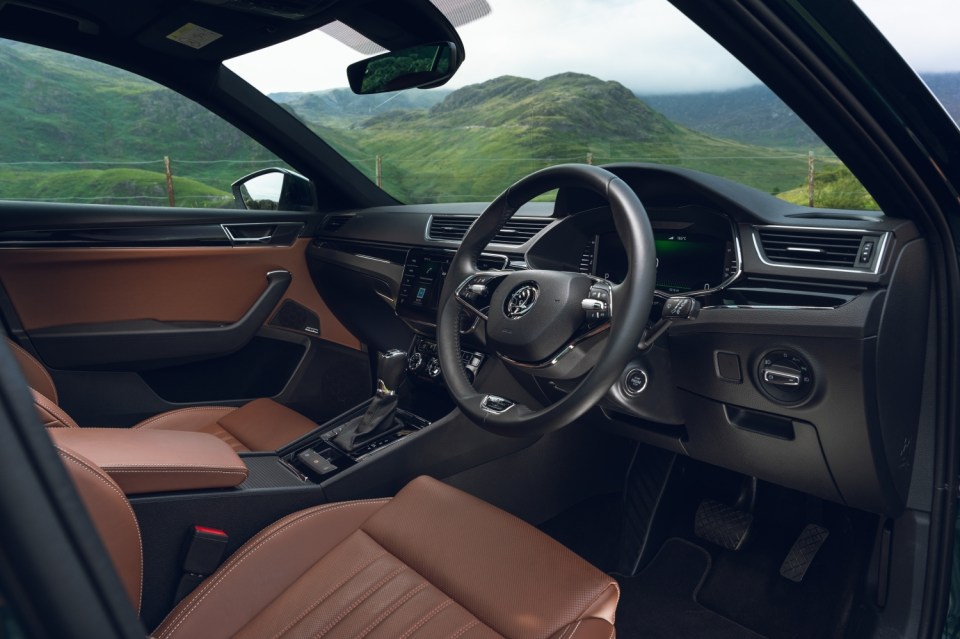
[436,164,656,436]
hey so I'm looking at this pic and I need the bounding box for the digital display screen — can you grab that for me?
[594,231,730,293]
[404,257,447,312]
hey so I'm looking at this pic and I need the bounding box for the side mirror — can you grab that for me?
[347,41,459,95]
[232,168,315,211]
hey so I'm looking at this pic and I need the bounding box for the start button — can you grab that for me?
[622,368,648,396]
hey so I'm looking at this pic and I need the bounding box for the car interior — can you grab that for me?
[0,0,957,638]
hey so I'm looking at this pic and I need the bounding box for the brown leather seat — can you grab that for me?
[10,338,320,452]
[58,444,620,639]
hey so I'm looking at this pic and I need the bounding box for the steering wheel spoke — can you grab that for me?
[454,271,510,321]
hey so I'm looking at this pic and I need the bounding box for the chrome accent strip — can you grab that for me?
[375,290,397,309]
[498,322,611,370]
[355,253,391,264]
[480,395,515,414]
[752,225,890,275]
[221,223,273,243]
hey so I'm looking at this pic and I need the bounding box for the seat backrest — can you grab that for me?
[54,444,143,614]
[6,338,58,403]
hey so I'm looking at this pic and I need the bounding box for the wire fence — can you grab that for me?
[0,152,870,208]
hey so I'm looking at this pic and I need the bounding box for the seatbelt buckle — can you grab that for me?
[173,525,229,604]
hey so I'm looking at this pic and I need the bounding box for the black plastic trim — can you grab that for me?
[30,270,291,370]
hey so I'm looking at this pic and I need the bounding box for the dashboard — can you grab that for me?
[306,163,929,518]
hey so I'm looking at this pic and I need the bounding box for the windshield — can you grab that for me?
[228,0,876,208]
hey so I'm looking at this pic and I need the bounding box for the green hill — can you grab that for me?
[298,73,822,202]
[0,38,280,205]
[271,87,449,128]
[777,165,879,210]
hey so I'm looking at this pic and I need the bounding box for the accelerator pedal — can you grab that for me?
[694,498,754,551]
[779,523,829,582]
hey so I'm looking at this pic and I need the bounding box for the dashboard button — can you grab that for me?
[622,368,648,396]
[716,352,742,383]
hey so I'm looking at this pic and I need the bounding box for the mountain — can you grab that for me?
[271,88,449,127]
[306,73,815,202]
[642,72,960,152]
[641,85,824,151]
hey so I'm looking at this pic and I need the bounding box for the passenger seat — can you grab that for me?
[8,337,320,452]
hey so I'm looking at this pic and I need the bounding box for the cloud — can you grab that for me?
[227,0,957,95]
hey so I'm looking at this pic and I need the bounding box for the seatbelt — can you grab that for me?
[173,526,229,604]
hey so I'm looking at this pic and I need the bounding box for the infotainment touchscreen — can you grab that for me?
[396,249,507,324]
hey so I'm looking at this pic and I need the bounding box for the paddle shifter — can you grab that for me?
[332,349,407,453]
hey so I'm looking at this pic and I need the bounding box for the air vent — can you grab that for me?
[756,228,885,271]
[322,214,354,231]
[428,215,475,241]
[493,219,552,245]
[428,215,551,245]
[580,239,596,274]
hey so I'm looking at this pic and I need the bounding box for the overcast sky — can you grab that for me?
[226,0,960,95]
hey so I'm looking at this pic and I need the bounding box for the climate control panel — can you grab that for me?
[408,335,485,384]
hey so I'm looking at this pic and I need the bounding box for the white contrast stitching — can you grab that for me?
[56,447,143,614]
[157,499,390,638]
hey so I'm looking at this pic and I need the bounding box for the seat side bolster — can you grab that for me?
[548,618,616,639]
[55,445,143,615]
[6,337,58,403]
[33,389,79,429]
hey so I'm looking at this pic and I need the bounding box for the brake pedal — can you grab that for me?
[694,499,753,551]
[779,523,829,583]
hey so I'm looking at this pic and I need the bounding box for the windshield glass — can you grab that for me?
[228,0,876,209]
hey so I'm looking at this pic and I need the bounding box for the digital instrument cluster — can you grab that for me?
[592,229,738,294]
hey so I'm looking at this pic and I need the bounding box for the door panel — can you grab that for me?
[0,208,368,426]
[0,238,358,351]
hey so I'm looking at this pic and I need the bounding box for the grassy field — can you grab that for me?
[0,168,232,207]
[777,165,879,210]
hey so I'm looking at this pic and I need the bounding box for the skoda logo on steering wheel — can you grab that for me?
[504,283,539,319]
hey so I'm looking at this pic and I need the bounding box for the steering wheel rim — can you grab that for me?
[436,164,656,436]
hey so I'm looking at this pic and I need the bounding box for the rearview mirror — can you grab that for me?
[232,168,315,211]
[347,42,459,95]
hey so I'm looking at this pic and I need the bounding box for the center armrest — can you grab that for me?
[50,428,248,495]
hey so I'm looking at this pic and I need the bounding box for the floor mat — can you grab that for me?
[615,538,766,639]
[696,508,875,639]
[538,492,622,571]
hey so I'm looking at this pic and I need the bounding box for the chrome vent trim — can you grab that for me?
[753,226,889,274]
[427,215,551,245]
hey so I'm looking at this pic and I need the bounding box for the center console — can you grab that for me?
[280,400,431,482]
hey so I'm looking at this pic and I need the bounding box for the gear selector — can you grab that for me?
[332,349,407,453]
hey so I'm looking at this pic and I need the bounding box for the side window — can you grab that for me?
[1,38,285,208]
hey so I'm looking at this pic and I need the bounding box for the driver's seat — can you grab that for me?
[58,442,620,639]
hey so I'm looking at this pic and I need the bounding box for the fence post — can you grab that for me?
[586,152,593,165]
[376,155,383,189]
[807,151,815,208]
[164,156,176,207]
